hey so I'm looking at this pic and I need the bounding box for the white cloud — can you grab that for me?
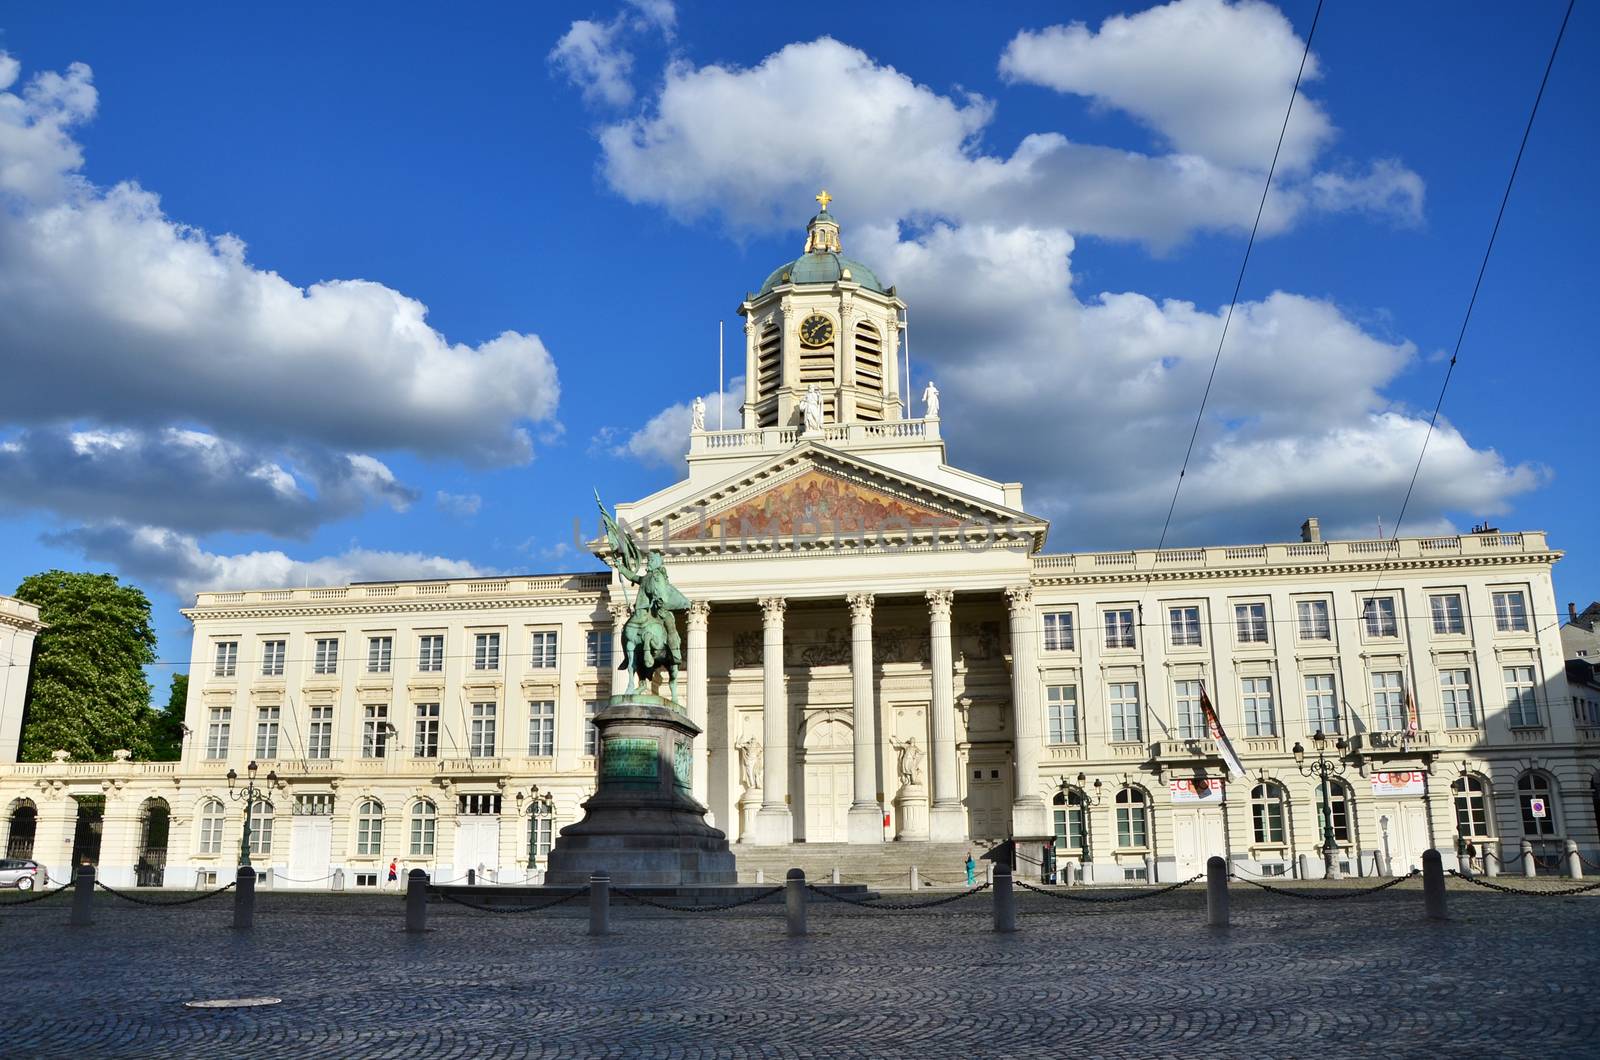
[49,522,487,602]
[0,55,561,465]
[435,490,483,517]
[999,0,1331,170]
[613,376,744,469]
[549,1,676,108]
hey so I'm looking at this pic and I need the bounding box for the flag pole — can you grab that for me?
[718,320,725,430]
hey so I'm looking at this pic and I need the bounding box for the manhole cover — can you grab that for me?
[183,998,282,1009]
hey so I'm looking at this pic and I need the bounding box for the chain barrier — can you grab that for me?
[0,882,74,907]
[93,880,237,907]
[1015,874,1203,904]
[1575,850,1600,872]
[805,881,990,911]
[271,869,339,883]
[614,886,784,913]
[435,886,590,915]
[1447,870,1600,897]
[1228,868,1418,900]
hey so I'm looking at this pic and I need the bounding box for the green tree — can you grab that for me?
[147,673,188,761]
[14,570,158,761]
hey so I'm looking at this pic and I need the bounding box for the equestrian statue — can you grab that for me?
[595,491,690,702]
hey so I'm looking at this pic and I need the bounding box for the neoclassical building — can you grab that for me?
[1,202,1594,888]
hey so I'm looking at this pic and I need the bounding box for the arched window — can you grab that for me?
[1115,786,1148,849]
[1452,775,1493,839]
[197,798,225,855]
[1251,783,1287,844]
[356,798,385,856]
[755,320,782,424]
[528,802,555,863]
[5,799,37,860]
[1517,772,1556,836]
[410,799,437,857]
[853,319,884,415]
[1051,790,1086,855]
[248,799,274,857]
[1315,782,1352,844]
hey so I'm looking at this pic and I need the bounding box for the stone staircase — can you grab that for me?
[729,842,991,887]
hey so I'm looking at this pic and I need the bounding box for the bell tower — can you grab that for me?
[738,191,906,430]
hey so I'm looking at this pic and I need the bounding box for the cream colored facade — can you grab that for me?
[1,208,1595,888]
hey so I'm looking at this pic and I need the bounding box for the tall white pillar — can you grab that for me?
[926,589,965,841]
[741,318,759,429]
[685,601,711,815]
[846,593,883,844]
[1006,585,1050,839]
[754,598,793,845]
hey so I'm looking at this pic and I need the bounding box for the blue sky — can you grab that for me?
[0,1,1593,677]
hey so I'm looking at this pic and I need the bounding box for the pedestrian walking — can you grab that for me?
[964,852,976,886]
[387,859,399,888]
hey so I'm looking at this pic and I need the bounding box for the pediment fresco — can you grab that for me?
[671,468,963,543]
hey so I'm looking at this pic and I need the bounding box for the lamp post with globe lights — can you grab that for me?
[1293,732,1349,880]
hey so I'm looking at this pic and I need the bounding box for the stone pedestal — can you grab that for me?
[545,693,736,887]
[737,790,762,844]
[894,784,929,841]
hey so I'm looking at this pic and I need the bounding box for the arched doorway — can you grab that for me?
[799,712,853,843]
[5,799,37,860]
[70,795,105,868]
[136,798,170,887]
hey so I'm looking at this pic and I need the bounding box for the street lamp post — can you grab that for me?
[225,761,279,866]
[1293,732,1348,881]
[518,786,556,871]
[1073,773,1105,867]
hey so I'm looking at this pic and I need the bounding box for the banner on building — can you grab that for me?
[1370,770,1426,797]
[1169,777,1224,802]
[1199,683,1247,777]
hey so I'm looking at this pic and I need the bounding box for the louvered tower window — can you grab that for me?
[756,320,782,426]
[853,319,883,421]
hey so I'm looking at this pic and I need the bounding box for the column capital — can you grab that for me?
[1005,584,1034,615]
[846,592,875,622]
[759,597,787,626]
[687,600,712,628]
[607,601,629,624]
[925,589,954,619]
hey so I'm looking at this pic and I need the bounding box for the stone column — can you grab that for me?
[846,593,883,844]
[926,590,966,841]
[754,598,793,845]
[741,318,759,429]
[1006,585,1050,840]
[685,601,712,816]
[607,601,628,696]
[884,315,902,419]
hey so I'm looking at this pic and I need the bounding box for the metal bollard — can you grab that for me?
[986,861,995,886]
[1457,853,1473,878]
[830,866,840,885]
[466,868,476,887]
[1521,840,1536,878]
[69,865,94,927]
[785,868,807,937]
[588,872,610,937]
[404,869,429,933]
[1205,856,1229,928]
[1422,849,1446,921]
[1296,853,1312,881]
[1375,850,1391,878]
[755,869,764,884]
[908,866,919,892]
[1566,840,1582,880]
[992,864,1017,933]
[232,865,256,931]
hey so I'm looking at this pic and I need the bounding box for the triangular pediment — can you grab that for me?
[615,444,1047,556]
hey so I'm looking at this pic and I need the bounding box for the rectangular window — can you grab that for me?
[307,705,333,759]
[1045,685,1078,744]
[313,638,339,675]
[469,702,497,757]
[1104,609,1136,649]
[530,631,558,669]
[473,633,501,671]
[1173,680,1206,739]
[1362,597,1398,638]
[1493,590,1530,632]
[1504,666,1539,727]
[1430,594,1465,635]
[1241,677,1275,737]
[528,700,555,757]
[1235,603,1268,644]
[1169,607,1202,647]
[1440,669,1476,729]
[357,811,383,856]
[366,636,392,674]
[530,812,554,861]
[362,704,390,758]
[1372,671,1406,730]
[1108,682,1142,742]
[413,703,440,759]
[1042,612,1074,652]
[261,639,286,677]
[198,808,223,855]
[418,635,444,673]
[1117,797,1147,849]
[1297,599,1331,641]
[1304,674,1340,734]
[584,700,601,756]
[410,806,436,856]
[205,707,231,760]
[213,641,238,678]
[254,706,280,759]
[585,630,612,670]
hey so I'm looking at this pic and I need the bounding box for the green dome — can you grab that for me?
[758,251,887,295]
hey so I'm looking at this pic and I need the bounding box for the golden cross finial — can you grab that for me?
[815,189,832,212]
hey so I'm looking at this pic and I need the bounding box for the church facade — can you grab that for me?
[0,203,1593,888]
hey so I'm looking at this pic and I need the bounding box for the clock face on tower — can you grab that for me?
[798,313,834,347]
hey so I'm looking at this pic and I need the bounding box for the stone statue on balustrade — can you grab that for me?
[921,380,940,419]
[690,395,706,432]
[596,491,690,701]
[735,734,763,794]
[801,384,824,435]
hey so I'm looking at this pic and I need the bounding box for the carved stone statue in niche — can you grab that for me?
[889,735,925,786]
[734,734,763,793]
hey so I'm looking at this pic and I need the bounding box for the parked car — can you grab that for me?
[0,858,47,891]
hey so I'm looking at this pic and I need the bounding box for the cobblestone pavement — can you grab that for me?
[1,879,1596,1058]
